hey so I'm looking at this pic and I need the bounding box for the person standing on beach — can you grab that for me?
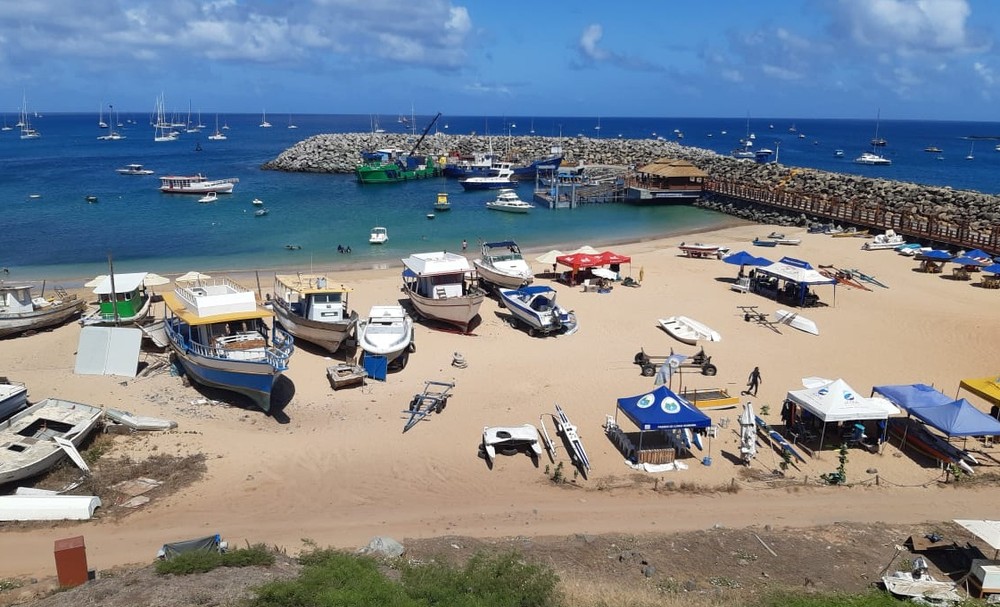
[461,239,467,252]
[744,366,762,396]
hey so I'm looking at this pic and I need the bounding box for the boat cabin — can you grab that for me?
[91,272,148,322]
[626,158,707,204]
[0,285,36,314]
[274,274,350,323]
[163,279,274,358]
[402,252,475,299]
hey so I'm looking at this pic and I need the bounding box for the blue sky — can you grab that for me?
[2,0,999,120]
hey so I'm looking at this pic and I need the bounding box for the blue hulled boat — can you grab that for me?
[444,152,563,180]
[163,278,294,412]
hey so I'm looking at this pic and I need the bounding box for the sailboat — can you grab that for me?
[98,102,108,129]
[19,94,40,139]
[529,118,535,135]
[732,114,755,158]
[153,93,177,142]
[97,104,125,140]
[966,142,975,160]
[196,110,206,129]
[287,114,298,129]
[594,116,601,138]
[259,109,272,128]
[185,101,200,133]
[208,114,227,141]
[1,115,11,131]
[854,109,891,166]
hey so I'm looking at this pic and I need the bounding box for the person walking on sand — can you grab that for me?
[744,366,762,396]
[461,239,467,252]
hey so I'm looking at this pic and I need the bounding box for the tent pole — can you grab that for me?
[819,423,826,453]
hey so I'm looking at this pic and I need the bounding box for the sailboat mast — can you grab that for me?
[108,252,119,325]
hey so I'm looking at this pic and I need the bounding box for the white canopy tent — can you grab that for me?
[955,519,1000,558]
[785,378,900,449]
[754,257,837,307]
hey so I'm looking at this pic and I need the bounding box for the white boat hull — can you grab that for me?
[499,288,577,336]
[272,300,357,354]
[474,260,533,289]
[0,298,86,338]
[357,315,413,364]
[775,309,818,335]
[658,316,721,345]
[0,399,104,485]
[406,288,484,333]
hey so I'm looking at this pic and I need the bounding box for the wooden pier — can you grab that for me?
[705,179,1000,255]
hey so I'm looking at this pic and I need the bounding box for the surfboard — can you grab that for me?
[755,415,806,463]
[692,430,704,451]
[555,404,591,474]
[682,428,693,450]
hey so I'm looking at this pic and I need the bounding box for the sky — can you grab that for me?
[1,0,999,121]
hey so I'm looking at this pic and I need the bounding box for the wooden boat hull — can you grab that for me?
[271,299,358,354]
[0,399,104,485]
[81,294,153,327]
[0,298,85,338]
[406,288,484,333]
[0,383,28,421]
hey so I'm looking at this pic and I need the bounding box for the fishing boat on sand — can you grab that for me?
[162,278,294,412]
[658,316,721,345]
[1,282,86,338]
[271,274,358,354]
[498,286,577,337]
[473,240,534,290]
[0,398,104,485]
[356,305,414,369]
[80,272,153,327]
[401,252,485,333]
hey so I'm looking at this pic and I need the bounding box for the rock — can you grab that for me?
[643,564,656,578]
[358,536,405,558]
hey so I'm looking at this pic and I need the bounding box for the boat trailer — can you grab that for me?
[402,380,455,433]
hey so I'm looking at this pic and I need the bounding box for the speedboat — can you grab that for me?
[658,316,721,345]
[854,151,891,165]
[162,278,294,412]
[0,398,104,485]
[401,251,485,333]
[752,237,779,247]
[473,240,534,289]
[679,243,724,259]
[116,164,154,175]
[498,286,577,337]
[271,274,358,354]
[252,198,264,206]
[433,192,451,211]
[482,425,543,465]
[80,272,153,327]
[254,208,269,217]
[460,167,517,191]
[862,230,907,251]
[357,305,414,369]
[833,149,845,158]
[160,174,239,194]
[198,191,218,203]
[485,189,533,213]
[369,226,388,244]
[0,282,86,338]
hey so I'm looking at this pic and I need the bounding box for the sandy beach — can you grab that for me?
[3,222,1000,580]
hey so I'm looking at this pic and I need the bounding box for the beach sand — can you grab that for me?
[2,222,1000,579]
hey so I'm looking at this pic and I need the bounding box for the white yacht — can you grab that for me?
[485,189,533,213]
[473,240,534,289]
[369,226,388,244]
[854,151,891,166]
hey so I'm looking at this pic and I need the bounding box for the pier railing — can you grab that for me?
[705,180,1000,255]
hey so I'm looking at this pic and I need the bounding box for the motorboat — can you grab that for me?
[485,188,533,213]
[862,230,907,251]
[401,251,485,333]
[679,243,724,259]
[271,274,358,354]
[474,240,534,289]
[0,380,28,421]
[80,272,153,327]
[854,151,891,165]
[369,226,388,244]
[498,286,577,337]
[254,208,269,217]
[160,174,239,194]
[198,191,218,203]
[460,167,517,191]
[482,425,543,465]
[0,282,86,338]
[881,557,961,605]
[752,237,779,247]
[775,309,818,335]
[252,198,264,206]
[433,192,451,211]
[357,305,414,369]
[925,146,943,153]
[0,398,104,486]
[116,164,154,176]
[162,278,294,412]
[833,149,844,158]
[658,316,721,345]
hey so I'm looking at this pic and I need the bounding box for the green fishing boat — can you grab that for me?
[355,112,442,184]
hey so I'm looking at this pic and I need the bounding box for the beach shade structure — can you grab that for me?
[614,385,711,463]
[598,251,632,279]
[906,398,1000,438]
[534,250,564,266]
[958,375,1000,417]
[963,249,992,262]
[753,256,836,307]
[722,250,760,268]
[982,263,1000,275]
[556,252,603,285]
[915,250,953,274]
[570,245,599,255]
[949,255,986,267]
[84,275,108,289]
[175,271,211,284]
[142,273,170,287]
[785,378,900,450]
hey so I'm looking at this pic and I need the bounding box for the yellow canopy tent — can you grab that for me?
[959,375,1000,414]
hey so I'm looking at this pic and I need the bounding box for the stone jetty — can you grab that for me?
[263,133,1000,235]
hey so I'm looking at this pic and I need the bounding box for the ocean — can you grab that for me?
[2,113,998,282]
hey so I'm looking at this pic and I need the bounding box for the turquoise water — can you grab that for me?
[3,113,996,282]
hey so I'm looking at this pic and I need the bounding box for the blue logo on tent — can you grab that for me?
[844,391,854,400]
[661,397,681,414]
[818,388,828,395]
[637,394,655,409]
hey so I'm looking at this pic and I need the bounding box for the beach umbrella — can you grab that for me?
[534,250,564,265]
[175,271,211,283]
[753,255,774,266]
[142,272,170,286]
[722,251,759,267]
[964,249,991,261]
[983,263,1000,275]
[918,250,953,261]
[570,245,598,255]
[950,256,985,267]
[84,275,108,288]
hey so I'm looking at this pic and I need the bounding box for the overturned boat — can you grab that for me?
[498,286,577,337]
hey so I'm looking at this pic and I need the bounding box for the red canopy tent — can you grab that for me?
[599,251,631,265]
[556,251,633,285]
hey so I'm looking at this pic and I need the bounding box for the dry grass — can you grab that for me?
[560,575,747,607]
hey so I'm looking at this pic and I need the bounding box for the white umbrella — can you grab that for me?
[84,275,108,288]
[534,250,564,265]
[142,272,170,287]
[571,245,598,255]
[175,271,211,283]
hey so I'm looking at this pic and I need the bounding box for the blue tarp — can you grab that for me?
[616,385,711,430]
[723,251,772,268]
[873,384,1000,437]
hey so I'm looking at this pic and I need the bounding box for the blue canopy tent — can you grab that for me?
[873,383,953,409]
[615,385,711,462]
[723,250,772,269]
[873,384,1000,446]
[964,249,992,262]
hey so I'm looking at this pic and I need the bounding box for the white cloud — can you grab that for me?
[579,24,609,62]
[834,0,982,53]
[974,61,995,87]
[463,82,511,95]
[574,22,661,72]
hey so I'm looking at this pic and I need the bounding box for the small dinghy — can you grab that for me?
[658,316,721,345]
[775,309,818,335]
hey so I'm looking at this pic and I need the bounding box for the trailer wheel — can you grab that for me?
[633,351,646,365]
[641,364,656,377]
[435,398,447,413]
[528,327,537,337]
[702,363,718,377]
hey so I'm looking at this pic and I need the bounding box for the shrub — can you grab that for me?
[155,543,274,576]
